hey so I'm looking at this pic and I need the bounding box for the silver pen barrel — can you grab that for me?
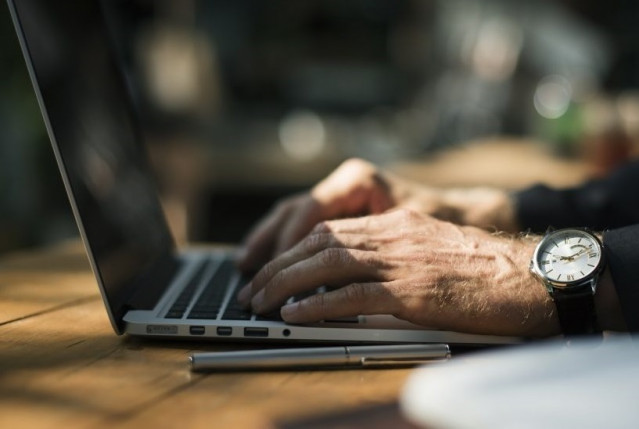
[190,344,450,371]
[190,346,348,371]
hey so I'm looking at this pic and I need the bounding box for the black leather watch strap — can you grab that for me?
[552,286,600,336]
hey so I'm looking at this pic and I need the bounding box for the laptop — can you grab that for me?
[7,0,517,346]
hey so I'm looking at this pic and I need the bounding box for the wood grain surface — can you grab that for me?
[0,241,413,428]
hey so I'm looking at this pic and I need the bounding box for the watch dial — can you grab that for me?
[535,230,602,285]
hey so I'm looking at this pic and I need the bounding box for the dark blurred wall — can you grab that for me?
[558,0,639,91]
[0,2,75,254]
[1,0,639,253]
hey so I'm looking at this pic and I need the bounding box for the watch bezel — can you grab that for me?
[530,228,605,290]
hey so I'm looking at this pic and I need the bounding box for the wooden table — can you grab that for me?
[0,139,594,427]
[0,241,416,428]
[387,138,589,190]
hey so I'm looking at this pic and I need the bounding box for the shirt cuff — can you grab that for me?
[603,226,639,332]
[514,185,578,233]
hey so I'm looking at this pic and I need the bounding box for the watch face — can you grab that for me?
[532,229,603,287]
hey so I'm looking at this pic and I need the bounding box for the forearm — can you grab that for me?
[482,232,560,337]
[438,188,520,233]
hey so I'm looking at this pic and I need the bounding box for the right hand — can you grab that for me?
[238,209,556,337]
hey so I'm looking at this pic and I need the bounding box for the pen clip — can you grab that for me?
[360,355,451,367]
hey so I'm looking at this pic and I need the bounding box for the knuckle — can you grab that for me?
[393,207,420,221]
[303,232,331,254]
[342,283,367,305]
[311,221,332,235]
[254,260,277,285]
[333,158,378,185]
[266,270,286,293]
[304,293,328,314]
[341,158,375,176]
[318,248,348,267]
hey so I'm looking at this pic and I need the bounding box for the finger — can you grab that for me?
[322,208,430,237]
[273,198,324,256]
[306,216,386,237]
[238,231,343,307]
[280,282,399,323]
[236,197,299,271]
[309,158,395,219]
[237,231,376,308]
[249,248,381,314]
[310,158,372,204]
[240,224,380,299]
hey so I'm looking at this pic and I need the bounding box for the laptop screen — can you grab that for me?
[8,0,178,332]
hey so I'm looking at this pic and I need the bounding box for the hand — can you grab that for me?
[238,209,559,337]
[236,158,518,272]
[236,158,435,271]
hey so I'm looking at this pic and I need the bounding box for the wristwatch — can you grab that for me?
[530,228,606,336]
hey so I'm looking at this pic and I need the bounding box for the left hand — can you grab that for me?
[237,209,560,337]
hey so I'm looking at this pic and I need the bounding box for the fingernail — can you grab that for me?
[281,302,299,321]
[237,284,251,306]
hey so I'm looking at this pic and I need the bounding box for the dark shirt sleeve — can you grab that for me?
[603,226,639,332]
[515,159,639,233]
[514,159,639,332]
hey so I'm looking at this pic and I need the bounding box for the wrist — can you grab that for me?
[440,188,520,232]
[512,235,561,337]
[530,228,614,337]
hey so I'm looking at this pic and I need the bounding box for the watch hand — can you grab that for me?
[573,248,589,258]
[559,247,591,263]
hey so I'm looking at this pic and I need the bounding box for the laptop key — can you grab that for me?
[221,279,255,320]
[187,258,236,320]
[166,311,185,319]
[164,260,209,319]
[187,311,219,320]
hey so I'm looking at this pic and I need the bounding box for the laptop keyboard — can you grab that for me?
[164,255,282,322]
[164,254,353,324]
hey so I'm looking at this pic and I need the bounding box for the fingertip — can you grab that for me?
[236,283,252,308]
[250,288,265,313]
[281,302,301,323]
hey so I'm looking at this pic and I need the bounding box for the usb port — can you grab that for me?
[216,326,233,336]
[244,327,268,337]
[189,326,205,335]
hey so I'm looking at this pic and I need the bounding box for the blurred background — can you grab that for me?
[2,0,639,254]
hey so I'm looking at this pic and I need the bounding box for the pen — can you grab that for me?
[189,344,450,371]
